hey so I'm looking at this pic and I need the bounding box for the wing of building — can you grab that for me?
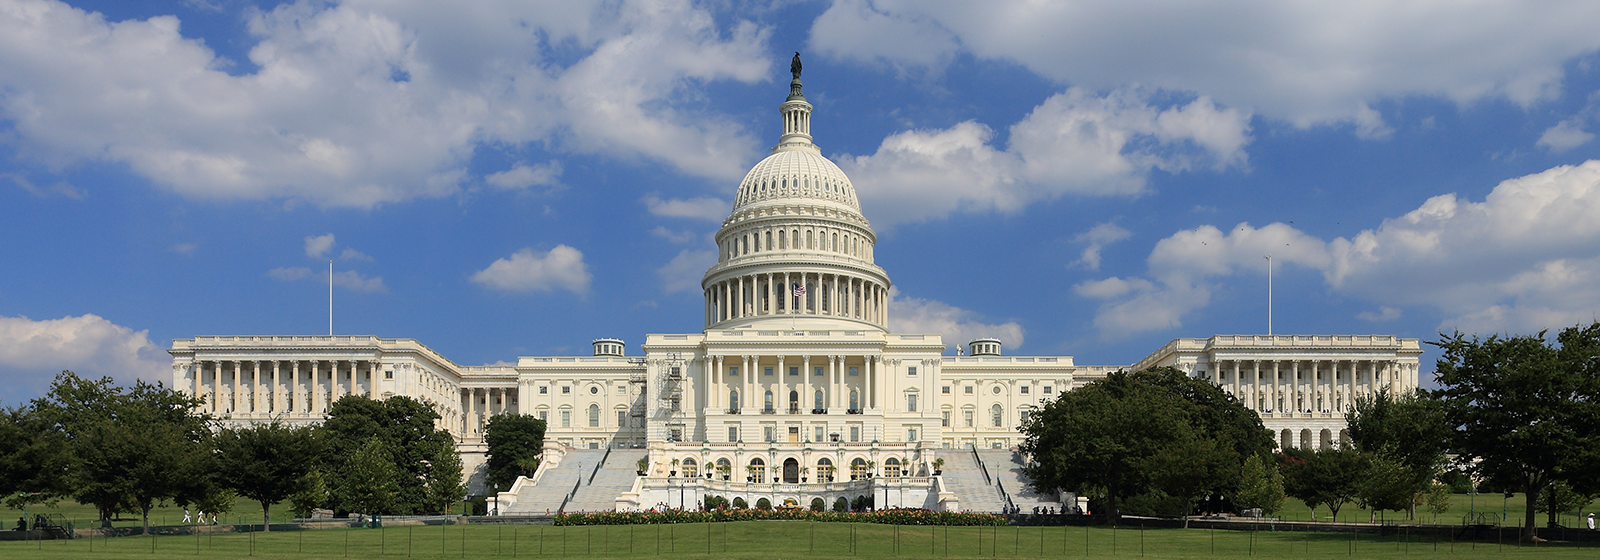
[169,68,1420,515]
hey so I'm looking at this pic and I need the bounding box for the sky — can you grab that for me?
[7,0,1600,405]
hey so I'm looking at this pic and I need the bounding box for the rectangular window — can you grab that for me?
[964,410,974,427]
[1020,386,1030,394]
[849,367,859,376]
[907,394,918,412]
[789,367,799,376]
[384,370,393,379]
[617,411,626,427]
[538,411,547,421]
[815,426,825,442]
[907,366,917,376]
[814,366,823,376]
[764,426,775,442]
[908,428,918,441]
[942,386,950,394]
[730,366,738,377]
[728,426,738,442]
[850,426,860,442]
[942,411,950,427]
[561,386,570,394]
[561,411,570,427]
[539,386,548,394]
[965,386,974,394]
[1044,386,1052,394]
[618,386,626,394]
[1020,410,1032,423]
[765,367,774,376]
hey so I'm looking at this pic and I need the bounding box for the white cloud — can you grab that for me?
[1081,160,1600,337]
[267,266,313,281]
[840,87,1250,225]
[0,314,169,403]
[650,226,701,244]
[1357,307,1402,322]
[1072,222,1132,270]
[656,249,715,293]
[338,248,373,262]
[5,173,84,199]
[888,288,1025,352]
[304,234,335,258]
[168,242,197,255]
[642,194,728,221]
[1537,119,1594,152]
[810,0,1600,130]
[0,0,770,207]
[471,245,591,295]
[332,270,387,293]
[485,161,563,190]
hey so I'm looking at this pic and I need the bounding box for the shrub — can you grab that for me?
[732,497,747,509]
[756,498,772,510]
[810,498,825,512]
[833,497,848,513]
[552,509,1007,526]
[703,495,729,510]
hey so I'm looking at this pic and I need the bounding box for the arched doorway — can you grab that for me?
[783,458,800,483]
[789,390,799,413]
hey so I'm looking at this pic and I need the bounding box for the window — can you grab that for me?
[814,390,824,411]
[907,394,918,412]
[618,386,626,394]
[681,458,698,477]
[942,411,950,427]
[815,426,825,442]
[849,426,860,442]
[992,386,1002,394]
[1020,410,1031,423]
[907,366,917,376]
[539,385,548,394]
[589,404,599,427]
[384,370,393,379]
[908,428,918,441]
[849,367,859,376]
[1020,386,1029,394]
[789,367,799,376]
[814,366,823,376]
[728,426,739,442]
[562,386,571,394]
[538,411,547,422]
[964,410,974,427]
[765,367,774,376]
[850,458,868,479]
[942,386,950,394]
[764,426,775,442]
[884,458,901,477]
[964,386,974,395]
[729,390,740,409]
[561,410,571,427]
[590,386,599,395]
[991,404,1003,427]
[729,366,738,377]
[849,390,859,411]
[764,391,774,411]
[1044,386,1053,394]
[617,410,626,427]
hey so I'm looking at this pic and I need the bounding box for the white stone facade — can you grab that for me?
[168,73,1421,505]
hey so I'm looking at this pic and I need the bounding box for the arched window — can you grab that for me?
[765,231,772,251]
[681,458,698,477]
[789,390,799,413]
[729,390,739,410]
[817,457,835,482]
[779,230,786,249]
[849,390,859,411]
[589,403,600,427]
[884,457,902,477]
[764,390,774,412]
[716,458,732,479]
[748,458,766,482]
[991,403,1003,427]
[832,232,838,251]
[849,458,868,480]
[814,390,824,412]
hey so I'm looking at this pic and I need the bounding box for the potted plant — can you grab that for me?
[745,464,757,482]
[866,460,876,479]
[800,466,810,483]
[636,456,649,475]
[718,463,731,481]
[932,458,945,475]
[670,458,679,477]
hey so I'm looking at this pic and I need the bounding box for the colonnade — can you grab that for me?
[1210,358,1416,413]
[460,387,518,438]
[704,354,880,415]
[705,272,885,327]
[189,359,377,417]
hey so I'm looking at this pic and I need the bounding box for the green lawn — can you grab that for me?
[8,498,486,530]
[2,521,1596,560]
[1269,493,1596,528]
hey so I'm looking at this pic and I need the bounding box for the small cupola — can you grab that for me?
[968,338,1003,356]
[592,338,625,357]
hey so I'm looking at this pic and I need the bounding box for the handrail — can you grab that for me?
[971,445,991,485]
[590,447,611,485]
[557,473,581,514]
[996,479,1015,513]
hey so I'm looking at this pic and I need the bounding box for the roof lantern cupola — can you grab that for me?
[592,338,625,357]
[969,338,1003,356]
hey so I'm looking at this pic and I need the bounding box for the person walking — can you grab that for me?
[1587,513,1595,530]
[182,508,192,523]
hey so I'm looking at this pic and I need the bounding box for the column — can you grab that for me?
[765,273,774,315]
[776,356,786,411]
[312,361,323,414]
[744,355,754,412]
[192,361,203,402]
[830,355,840,409]
[249,361,260,413]
[271,361,281,413]
[868,356,877,410]
[802,355,811,412]
[1231,360,1240,396]
[1271,360,1280,411]
[230,361,241,413]
[1291,361,1300,412]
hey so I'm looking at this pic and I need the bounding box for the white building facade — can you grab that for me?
[168,71,1420,511]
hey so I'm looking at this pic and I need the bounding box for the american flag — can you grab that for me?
[792,283,806,297]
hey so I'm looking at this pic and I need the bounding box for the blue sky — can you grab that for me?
[7,0,1600,405]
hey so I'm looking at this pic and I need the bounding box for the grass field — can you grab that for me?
[2,520,1596,560]
[7,497,473,529]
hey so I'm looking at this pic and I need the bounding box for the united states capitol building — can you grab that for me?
[168,68,1420,514]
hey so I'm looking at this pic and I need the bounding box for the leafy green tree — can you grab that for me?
[214,421,320,530]
[483,414,545,492]
[1236,454,1285,515]
[1423,483,1452,523]
[0,405,66,508]
[1354,454,1413,522]
[422,438,466,514]
[334,437,400,515]
[319,395,457,514]
[1345,389,1449,519]
[1433,323,1600,541]
[289,467,329,519]
[1537,480,1596,528]
[1281,447,1365,521]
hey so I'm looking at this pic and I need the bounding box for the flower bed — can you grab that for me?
[554,509,1006,526]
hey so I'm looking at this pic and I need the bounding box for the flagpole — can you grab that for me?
[329,259,334,336]
[1265,255,1272,336]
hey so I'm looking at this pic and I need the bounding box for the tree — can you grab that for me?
[1423,483,1452,523]
[319,395,457,514]
[1345,389,1449,519]
[483,414,546,492]
[0,405,66,508]
[1236,454,1285,515]
[1536,481,1596,528]
[1354,454,1413,522]
[1433,323,1600,541]
[422,438,466,514]
[289,468,329,519]
[1281,447,1365,522]
[214,421,320,530]
[333,437,400,516]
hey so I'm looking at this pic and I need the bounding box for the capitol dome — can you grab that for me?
[700,69,891,332]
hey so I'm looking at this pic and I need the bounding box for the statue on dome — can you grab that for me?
[790,52,802,80]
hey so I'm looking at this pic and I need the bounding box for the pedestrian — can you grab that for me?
[197,510,205,524]
[1588,513,1595,530]
[182,508,192,523]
